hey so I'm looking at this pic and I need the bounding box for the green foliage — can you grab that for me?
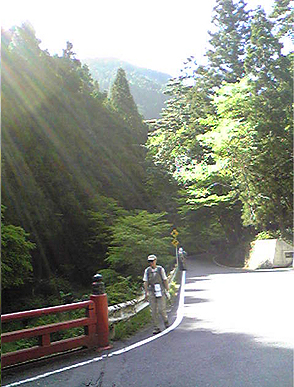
[2,22,180,315]
[270,0,293,39]
[2,23,155,298]
[207,0,251,83]
[208,74,293,231]
[86,197,127,269]
[109,67,148,143]
[147,76,197,173]
[105,276,141,306]
[110,68,139,116]
[97,268,142,305]
[146,0,293,253]
[107,210,174,279]
[254,230,283,240]
[1,205,35,289]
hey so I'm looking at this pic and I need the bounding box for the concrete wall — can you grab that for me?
[247,239,293,270]
[274,240,294,267]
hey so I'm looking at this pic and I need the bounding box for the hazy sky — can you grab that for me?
[2,0,277,76]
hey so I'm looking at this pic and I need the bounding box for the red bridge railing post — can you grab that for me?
[90,274,110,348]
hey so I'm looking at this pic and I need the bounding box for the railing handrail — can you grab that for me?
[1,300,93,323]
[1,291,109,368]
[2,317,94,344]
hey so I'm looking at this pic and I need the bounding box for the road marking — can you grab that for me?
[3,271,186,387]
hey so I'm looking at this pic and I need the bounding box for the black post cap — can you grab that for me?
[92,274,105,295]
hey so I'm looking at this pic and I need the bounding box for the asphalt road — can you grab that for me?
[3,256,293,387]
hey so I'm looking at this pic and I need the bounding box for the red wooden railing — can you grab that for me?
[1,290,110,368]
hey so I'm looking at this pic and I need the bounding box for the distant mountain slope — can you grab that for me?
[83,58,171,119]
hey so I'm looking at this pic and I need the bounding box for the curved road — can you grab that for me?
[3,256,293,386]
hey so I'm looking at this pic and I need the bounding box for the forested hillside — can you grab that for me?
[83,58,171,119]
[2,26,178,312]
[147,0,293,263]
[2,0,293,313]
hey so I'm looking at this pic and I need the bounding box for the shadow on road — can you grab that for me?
[183,255,294,350]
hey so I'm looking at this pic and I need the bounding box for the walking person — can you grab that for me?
[143,254,169,334]
[178,247,187,271]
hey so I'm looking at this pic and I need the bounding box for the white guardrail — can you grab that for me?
[108,266,178,325]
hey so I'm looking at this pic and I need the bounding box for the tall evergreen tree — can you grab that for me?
[244,7,292,136]
[147,77,195,172]
[270,0,293,39]
[147,0,253,179]
[206,0,251,84]
[110,68,147,143]
[245,7,290,89]
[110,68,138,115]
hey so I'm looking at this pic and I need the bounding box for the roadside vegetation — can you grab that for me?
[2,0,292,321]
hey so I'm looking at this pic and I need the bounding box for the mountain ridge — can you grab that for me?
[82,57,172,119]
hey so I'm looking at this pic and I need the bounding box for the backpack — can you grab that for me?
[146,265,164,285]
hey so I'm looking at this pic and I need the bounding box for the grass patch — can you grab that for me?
[111,307,152,341]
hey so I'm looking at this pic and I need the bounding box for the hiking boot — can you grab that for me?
[153,328,161,334]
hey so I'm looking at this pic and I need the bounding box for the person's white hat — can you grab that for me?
[147,254,157,261]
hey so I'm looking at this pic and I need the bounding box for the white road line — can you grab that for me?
[3,271,186,387]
